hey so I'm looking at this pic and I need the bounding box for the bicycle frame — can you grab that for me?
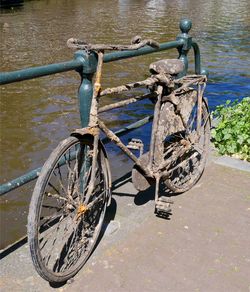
[87,52,164,176]
[73,50,208,204]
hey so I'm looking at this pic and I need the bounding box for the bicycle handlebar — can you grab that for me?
[67,36,160,52]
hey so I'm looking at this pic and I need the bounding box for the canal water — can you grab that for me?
[0,0,249,249]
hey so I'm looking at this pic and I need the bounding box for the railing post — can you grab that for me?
[176,19,193,77]
[74,51,98,127]
[191,41,208,76]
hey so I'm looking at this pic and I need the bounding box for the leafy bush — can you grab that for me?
[211,97,250,161]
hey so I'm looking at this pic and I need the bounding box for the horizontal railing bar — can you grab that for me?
[103,40,184,63]
[0,40,184,86]
[0,115,153,196]
[0,59,84,85]
[101,115,153,143]
[0,167,42,196]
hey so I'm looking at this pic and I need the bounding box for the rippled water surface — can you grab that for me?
[0,0,249,248]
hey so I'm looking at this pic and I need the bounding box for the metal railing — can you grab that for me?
[0,19,206,196]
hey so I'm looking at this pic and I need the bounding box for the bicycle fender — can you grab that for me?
[70,128,112,206]
[71,127,99,138]
[202,97,211,127]
[99,141,112,206]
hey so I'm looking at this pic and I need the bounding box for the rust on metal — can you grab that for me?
[100,73,171,97]
[67,37,159,51]
[76,204,88,220]
[89,51,104,128]
[148,85,163,170]
[98,92,157,113]
[69,37,208,218]
[132,152,154,191]
[98,118,153,178]
[71,126,99,137]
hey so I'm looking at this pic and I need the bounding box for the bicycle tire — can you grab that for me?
[156,90,210,193]
[28,136,110,283]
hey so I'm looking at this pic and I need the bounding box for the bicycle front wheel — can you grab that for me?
[28,136,110,283]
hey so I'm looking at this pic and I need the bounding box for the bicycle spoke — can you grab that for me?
[41,213,76,267]
[53,164,68,197]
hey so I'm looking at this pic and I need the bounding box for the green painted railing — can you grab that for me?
[0,19,206,196]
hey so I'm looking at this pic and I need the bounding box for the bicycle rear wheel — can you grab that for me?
[28,136,110,283]
[157,90,210,193]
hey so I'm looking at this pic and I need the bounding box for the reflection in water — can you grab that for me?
[0,0,249,248]
[0,0,24,9]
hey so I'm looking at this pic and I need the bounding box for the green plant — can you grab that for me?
[211,97,250,161]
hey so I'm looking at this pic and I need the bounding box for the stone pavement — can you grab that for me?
[0,157,250,292]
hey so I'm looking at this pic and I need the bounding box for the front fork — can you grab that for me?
[83,50,104,204]
[83,129,100,205]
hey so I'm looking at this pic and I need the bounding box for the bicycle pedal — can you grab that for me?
[127,138,143,149]
[154,197,173,216]
[127,138,144,156]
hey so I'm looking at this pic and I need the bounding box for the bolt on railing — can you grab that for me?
[0,19,207,196]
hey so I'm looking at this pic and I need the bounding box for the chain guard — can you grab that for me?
[132,152,154,191]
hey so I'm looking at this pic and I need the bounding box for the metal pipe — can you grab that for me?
[89,51,104,128]
[102,115,153,141]
[103,40,184,63]
[0,40,184,86]
[148,85,163,169]
[191,41,201,74]
[0,167,42,196]
[98,119,153,177]
[0,59,84,85]
[74,51,97,127]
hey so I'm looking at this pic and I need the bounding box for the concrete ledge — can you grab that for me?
[213,156,250,172]
[211,149,250,173]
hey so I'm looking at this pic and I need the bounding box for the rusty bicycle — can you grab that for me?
[28,36,210,283]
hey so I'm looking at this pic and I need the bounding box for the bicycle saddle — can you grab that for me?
[149,59,184,75]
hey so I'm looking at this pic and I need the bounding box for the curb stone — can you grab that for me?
[212,152,250,173]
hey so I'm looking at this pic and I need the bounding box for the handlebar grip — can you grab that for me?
[130,36,159,49]
[147,40,160,49]
[131,35,142,44]
[67,38,89,49]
